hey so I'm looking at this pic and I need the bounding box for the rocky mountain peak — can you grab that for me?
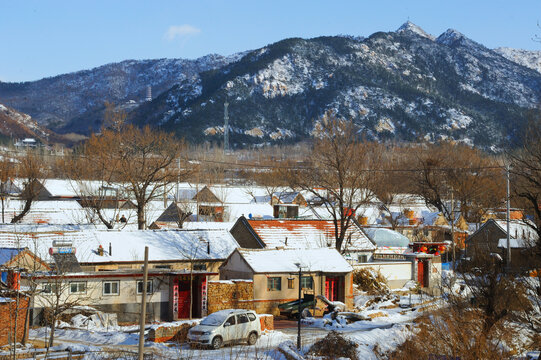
[396,21,434,40]
[436,28,466,45]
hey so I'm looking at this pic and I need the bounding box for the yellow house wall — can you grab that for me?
[251,272,353,316]
[80,261,223,281]
[6,252,49,272]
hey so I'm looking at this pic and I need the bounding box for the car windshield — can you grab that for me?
[200,312,229,326]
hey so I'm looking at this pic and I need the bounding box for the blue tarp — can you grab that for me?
[0,248,24,266]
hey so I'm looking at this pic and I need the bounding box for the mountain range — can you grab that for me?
[0,22,540,150]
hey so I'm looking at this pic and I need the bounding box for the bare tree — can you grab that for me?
[369,144,415,229]
[509,117,541,245]
[284,112,380,252]
[36,275,89,351]
[81,125,190,229]
[63,137,123,229]
[412,142,503,223]
[0,155,15,223]
[102,101,127,132]
[11,151,48,223]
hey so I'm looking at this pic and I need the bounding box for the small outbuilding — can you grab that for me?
[220,248,354,315]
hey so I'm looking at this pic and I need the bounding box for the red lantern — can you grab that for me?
[434,251,440,256]
[438,245,445,252]
[420,246,428,253]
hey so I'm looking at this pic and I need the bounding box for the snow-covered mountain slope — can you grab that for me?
[494,47,541,74]
[1,22,540,150]
[0,103,66,144]
[0,54,244,133]
[129,22,541,149]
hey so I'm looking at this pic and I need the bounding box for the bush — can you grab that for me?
[308,331,358,360]
[382,308,516,360]
[352,268,389,294]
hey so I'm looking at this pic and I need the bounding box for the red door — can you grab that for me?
[417,260,429,287]
[178,281,191,318]
[325,277,339,301]
[417,260,424,287]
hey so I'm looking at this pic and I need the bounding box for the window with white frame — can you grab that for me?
[69,281,87,294]
[136,280,153,294]
[300,276,313,289]
[103,281,119,295]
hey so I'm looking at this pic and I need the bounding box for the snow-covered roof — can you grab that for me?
[0,228,239,264]
[247,219,376,251]
[41,179,79,197]
[363,228,410,248]
[238,248,353,273]
[497,238,532,249]
[493,220,538,241]
[3,200,87,224]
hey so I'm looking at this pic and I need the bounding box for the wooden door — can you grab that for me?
[177,280,191,318]
[418,260,429,287]
[417,260,424,287]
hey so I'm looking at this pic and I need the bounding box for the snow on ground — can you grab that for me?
[24,292,438,359]
[29,327,294,359]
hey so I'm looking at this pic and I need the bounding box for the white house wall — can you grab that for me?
[353,261,413,289]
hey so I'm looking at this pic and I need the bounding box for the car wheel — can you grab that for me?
[247,332,258,346]
[211,336,223,349]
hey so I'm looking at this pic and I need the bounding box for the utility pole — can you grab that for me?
[506,165,511,272]
[451,191,455,270]
[176,157,180,202]
[138,246,149,360]
[295,263,302,350]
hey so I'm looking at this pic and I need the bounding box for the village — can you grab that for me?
[0,147,539,360]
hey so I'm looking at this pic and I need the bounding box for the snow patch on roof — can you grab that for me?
[0,228,239,264]
[247,219,376,251]
[239,248,353,273]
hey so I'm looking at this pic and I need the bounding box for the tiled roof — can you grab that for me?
[247,219,376,251]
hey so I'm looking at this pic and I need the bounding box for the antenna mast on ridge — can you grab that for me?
[224,101,229,153]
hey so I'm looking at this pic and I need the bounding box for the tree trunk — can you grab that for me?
[48,314,56,349]
[137,205,145,230]
[96,210,114,229]
[11,198,33,223]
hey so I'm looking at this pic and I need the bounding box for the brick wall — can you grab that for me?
[0,296,29,346]
[207,280,254,313]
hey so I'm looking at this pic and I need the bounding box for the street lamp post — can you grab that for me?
[294,262,302,350]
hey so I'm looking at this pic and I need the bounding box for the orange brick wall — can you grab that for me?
[0,296,29,346]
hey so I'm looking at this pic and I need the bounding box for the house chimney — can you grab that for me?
[207,241,210,255]
[109,242,112,256]
[98,245,104,256]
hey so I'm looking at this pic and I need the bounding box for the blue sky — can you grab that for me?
[1,0,540,82]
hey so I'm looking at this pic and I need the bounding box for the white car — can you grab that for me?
[187,309,261,349]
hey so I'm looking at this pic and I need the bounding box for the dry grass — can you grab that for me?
[352,268,389,295]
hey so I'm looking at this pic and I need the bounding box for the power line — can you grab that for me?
[186,157,505,173]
